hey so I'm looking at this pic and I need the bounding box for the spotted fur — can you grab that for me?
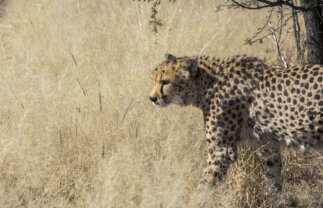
[149,53,323,190]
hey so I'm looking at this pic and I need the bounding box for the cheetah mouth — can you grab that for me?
[152,100,170,107]
[153,102,168,107]
[151,95,186,107]
[151,97,172,107]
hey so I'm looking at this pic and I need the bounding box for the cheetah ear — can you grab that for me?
[182,58,198,77]
[165,53,176,62]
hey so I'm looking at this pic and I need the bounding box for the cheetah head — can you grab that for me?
[149,53,199,107]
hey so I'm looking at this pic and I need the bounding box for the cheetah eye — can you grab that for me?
[161,80,170,85]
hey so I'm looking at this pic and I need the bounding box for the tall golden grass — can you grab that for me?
[0,0,321,207]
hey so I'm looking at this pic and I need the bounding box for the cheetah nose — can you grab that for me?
[149,96,157,103]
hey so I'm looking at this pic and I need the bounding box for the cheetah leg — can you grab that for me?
[202,144,238,186]
[258,146,283,191]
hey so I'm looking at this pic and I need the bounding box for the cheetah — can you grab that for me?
[149,53,323,190]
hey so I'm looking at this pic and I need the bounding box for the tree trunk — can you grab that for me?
[300,0,323,64]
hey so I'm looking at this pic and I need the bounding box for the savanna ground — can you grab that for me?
[0,0,322,207]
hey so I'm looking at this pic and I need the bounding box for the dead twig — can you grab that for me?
[268,21,288,68]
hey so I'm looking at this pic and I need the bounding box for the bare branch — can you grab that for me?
[231,0,275,10]
[268,22,288,68]
[244,8,274,45]
[277,5,284,44]
[231,0,316,11]
[291,0,302,60]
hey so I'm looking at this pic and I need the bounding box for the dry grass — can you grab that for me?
[0,0,321,207]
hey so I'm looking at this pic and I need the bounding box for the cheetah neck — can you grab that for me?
[190,55,266,110]
[191,63,217,109]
